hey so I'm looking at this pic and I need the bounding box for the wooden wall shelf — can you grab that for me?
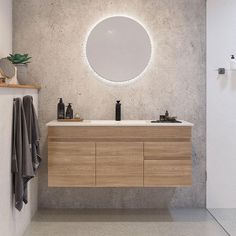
[0,84,41,90]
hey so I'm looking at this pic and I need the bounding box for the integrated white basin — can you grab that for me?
[46,120,193,127]
[86,120,149,125]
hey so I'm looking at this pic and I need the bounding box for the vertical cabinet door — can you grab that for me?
[96,142,143,187]
[144,142,192,186]
[48,142,95,187]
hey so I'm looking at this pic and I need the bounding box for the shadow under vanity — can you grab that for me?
[46,120,193,187]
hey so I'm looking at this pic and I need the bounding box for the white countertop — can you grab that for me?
[46,120,194,127]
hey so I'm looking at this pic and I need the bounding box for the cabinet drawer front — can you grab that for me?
[96,142,143,156]
[96,142,143,187]
[48,142,95,187]
[48,175,95,187]
[48,126,191,141]
[144,160,192,187]
[48,142,95,156]
[144,142,191,160]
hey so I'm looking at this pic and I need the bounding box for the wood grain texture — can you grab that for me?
[48,142,95,187]
[47,126,192,187]
[96,142,143,187]
[57,118,84,122]
[48,137,191,143]
[48,126,191,141]
[0,83,41,89]
[144,142,191,160]
[144,160,192,187]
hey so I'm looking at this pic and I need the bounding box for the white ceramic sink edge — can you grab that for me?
[46,120,194,127]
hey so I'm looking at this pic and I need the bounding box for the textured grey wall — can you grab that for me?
[13,0,206,208]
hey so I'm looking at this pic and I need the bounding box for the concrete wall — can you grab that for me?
[0,0,12,57]
[0,88,39,236]
[207,0,236,208]
[13,0,206,208]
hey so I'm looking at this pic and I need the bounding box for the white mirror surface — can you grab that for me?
[86,16,152,83]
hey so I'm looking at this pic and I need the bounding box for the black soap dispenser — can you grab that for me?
[115,100,121,121]
[66,103,73,119]
[57,98,65,119]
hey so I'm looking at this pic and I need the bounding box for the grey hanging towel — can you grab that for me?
[12,98,34,211]
[23,95,41,172]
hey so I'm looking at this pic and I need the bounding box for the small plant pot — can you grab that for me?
[16,64,28,84]
[0,77,6,84]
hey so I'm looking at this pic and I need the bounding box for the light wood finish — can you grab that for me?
[57,118,84,122]
[47,126,192,187]
[96,142,143,187]
[0,83,41,89]
[48,142,95,187]
[48,137,192,143]
[144,142,191,160]
[48,126,191,141]
[144,160,192,187]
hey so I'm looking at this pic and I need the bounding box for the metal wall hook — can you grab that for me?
[218,68,225,75]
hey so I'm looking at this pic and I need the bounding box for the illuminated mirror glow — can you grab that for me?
[86,16,152,83]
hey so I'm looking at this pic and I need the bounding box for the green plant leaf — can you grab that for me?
[7,53,32,64]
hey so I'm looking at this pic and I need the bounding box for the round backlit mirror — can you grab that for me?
[86,16,152,83]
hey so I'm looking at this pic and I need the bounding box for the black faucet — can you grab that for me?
[115,100,121,121]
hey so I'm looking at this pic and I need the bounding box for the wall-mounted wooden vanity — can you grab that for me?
[47,120,193,187]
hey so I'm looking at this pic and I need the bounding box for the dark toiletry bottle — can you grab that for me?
[66,103,73,119]
[115,100,121,121]
[165,110,169,119]
[57,98,65,119]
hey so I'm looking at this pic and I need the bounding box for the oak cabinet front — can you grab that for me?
[48,142,95,187]
[144,160,192,187]
[48,125,192,187]
[143,142,192,186]
[96,142,143,187]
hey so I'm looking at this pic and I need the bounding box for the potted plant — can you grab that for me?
[7,53,31,84]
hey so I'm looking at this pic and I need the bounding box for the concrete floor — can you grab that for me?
[209,208,236,236]
[23,209,228,236]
